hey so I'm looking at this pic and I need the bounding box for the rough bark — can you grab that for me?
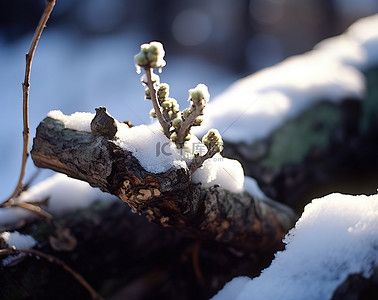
[31,116,296,253]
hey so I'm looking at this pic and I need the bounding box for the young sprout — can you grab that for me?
[135,42,166,69]
[135,42,223,172]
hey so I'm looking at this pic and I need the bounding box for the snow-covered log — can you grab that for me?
[31,115,296,253]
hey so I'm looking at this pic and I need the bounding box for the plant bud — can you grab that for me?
[170,132,177,141]
[182,108,192,118]
[145,88,151,99]
[161,101,172,109]
[157,83,170,101]
[188,84,210,104]
[193,117,203,126]
[172,118,182,129]
[149,108,156,118]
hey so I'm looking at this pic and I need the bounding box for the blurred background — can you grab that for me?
[1,0,378,199]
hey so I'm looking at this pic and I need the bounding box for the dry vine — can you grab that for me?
[0,0,55,217]
[0,248,104,300]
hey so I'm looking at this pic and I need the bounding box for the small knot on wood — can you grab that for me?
[90,106,118,139]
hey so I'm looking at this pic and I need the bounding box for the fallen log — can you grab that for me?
[31,115,297,253]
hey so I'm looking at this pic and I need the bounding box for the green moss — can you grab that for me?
[261,102,341,170]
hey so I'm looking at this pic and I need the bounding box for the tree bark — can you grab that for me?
[31,116,296,253]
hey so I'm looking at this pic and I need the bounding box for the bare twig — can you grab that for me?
[4,0,56,204]
[0,247,104,300]
[0,201,53,221]
[189,146,219,173]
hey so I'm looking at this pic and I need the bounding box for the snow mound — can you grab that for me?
[47,110,95,132]
[196,14,378,143]
[0,173,117,225]
[212,193,378,300]
[0,231,37,249]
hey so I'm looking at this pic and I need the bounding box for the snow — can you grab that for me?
[195,14,378,144]
[47,110,94,132]
[212,193,378,300]
[243,176,267,200]
[0,231,38,266]
[47,111,246,193]
[115,122,193,173]
[0,173,117,225]
[0,231,37,249]
[192,154,245,193]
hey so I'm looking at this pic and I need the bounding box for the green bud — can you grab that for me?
[157,83,170,101]
[135,42,166,69]
[149,108,157,118]
[170,132,177,142]
[172,118,182,129]
[134,52,148,67]
[185,134,191,141]
[161,101,172,109]
[202,129,223,152]
[182,108,192,119]
[145,88,151,100]
[192,117,203,126]
[189,84,210,104]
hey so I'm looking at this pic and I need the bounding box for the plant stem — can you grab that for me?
[4,0,55,203]
[0,247,104,300]
[144,67,171,137]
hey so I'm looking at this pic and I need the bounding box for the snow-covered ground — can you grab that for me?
[212,193,378,300]
[0,173,117,225]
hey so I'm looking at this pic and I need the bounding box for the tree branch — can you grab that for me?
[5,0,56,203]
[31,116,297,253]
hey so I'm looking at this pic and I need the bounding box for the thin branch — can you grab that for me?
[189,146,219,173]
[144,67,171,137]
[0,201,53,221]
[4,0,56,204]
[0,247,104,300]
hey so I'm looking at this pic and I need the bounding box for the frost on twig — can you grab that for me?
[134,41,221,172]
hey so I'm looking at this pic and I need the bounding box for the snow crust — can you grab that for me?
[196,14,378,143]
[0,173,117,225]
[212,193,378,300]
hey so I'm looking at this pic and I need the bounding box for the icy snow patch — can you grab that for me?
[0,231,37,249]
[0,174,117,225]
[212,193,378,300]
[47,110,94,132]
